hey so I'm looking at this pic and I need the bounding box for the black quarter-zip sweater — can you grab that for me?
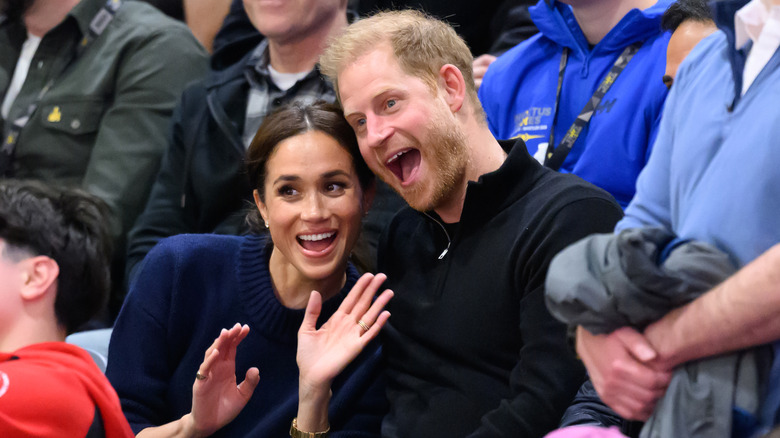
[378,139,623,437]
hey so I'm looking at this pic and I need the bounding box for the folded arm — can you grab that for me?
[646,242,780,368]
[577,243,780,420]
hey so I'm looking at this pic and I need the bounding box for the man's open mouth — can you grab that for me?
[385,149,421,184]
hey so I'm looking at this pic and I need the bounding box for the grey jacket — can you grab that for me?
[0,0,209,313]
[546,227,771,438]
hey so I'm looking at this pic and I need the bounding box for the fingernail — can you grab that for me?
[637,345,656,361]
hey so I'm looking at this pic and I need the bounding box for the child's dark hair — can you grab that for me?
[0,180,112,334]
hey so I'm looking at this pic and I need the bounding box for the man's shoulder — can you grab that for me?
[502,142,621,212]
[516,169,622,221]
[481,33,553,92]
[384,176,619,245]
[179,62,247,105]
[495,144,623,226]
[491,32,550,67]
[178,40,261,107]
[385,161,620,232]
[79,0,208,80]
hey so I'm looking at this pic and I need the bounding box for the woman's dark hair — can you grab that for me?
[245,101,374,232]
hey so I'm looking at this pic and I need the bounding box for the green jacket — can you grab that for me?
[0,0,208,248]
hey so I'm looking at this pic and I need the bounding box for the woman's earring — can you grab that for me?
[264,220,270,229]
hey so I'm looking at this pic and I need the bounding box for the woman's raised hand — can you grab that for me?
[297,273,393,387]
[294,273,393,432]
[188,323,260,437]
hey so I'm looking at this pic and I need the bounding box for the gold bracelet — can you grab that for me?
[289,417,330,438]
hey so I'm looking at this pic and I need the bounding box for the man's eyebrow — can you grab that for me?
[342,109,361,120]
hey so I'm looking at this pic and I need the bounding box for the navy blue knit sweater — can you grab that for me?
[106,233,386,437]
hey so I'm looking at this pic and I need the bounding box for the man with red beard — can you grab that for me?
[320,10,624,437]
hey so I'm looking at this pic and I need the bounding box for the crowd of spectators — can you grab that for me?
[1,0,779,437]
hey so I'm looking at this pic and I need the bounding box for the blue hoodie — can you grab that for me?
[479,0,672,207]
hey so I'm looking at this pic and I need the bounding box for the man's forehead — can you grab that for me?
[340,44,398,79]
[338,45,430,109]
[338,47,398,107]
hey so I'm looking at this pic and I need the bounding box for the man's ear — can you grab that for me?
[438,64,467,113]
[253,189,269,225]
[19,256,59,302]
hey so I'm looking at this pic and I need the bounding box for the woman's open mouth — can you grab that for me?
[297,231,337,253]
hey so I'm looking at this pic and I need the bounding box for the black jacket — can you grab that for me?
[378,139,623,437]
[125,47,257,282]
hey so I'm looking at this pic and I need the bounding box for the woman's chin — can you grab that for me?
[294,251,349,283]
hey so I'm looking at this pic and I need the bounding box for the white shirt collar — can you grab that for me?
[735,0,780,95]
[735,0,780,48]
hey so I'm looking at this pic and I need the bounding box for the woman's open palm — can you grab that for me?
[190,323,260,437]
[297,273,393,388]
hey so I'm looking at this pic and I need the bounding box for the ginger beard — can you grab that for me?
[381,108,469,213]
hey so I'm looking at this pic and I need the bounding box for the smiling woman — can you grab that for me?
[253,131,365,299]
[246,103,375,301]
[106,102,392,438]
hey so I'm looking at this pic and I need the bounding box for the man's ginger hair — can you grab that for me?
[320,9,486,122]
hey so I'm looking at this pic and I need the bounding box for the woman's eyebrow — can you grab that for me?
[321,170,350,179]
[272,175,301,185]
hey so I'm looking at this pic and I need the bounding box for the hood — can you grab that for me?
[529,0,674,54]
[9,343,134,437]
